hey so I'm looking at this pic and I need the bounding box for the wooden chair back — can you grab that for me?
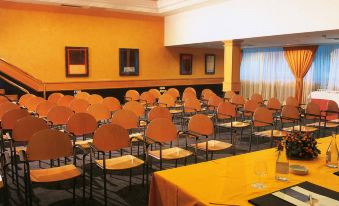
[188,114,214,136]
[86,104,111,122]
[47,106,74,125]
[36,101,57,118]
[140,92,156,106]
[93,124,129,152]
[47,93,64,103]
[201,89,215,101]
[217,101,236,119]
[18,94,35,107]
[0,102,20,121]
[12,116,49,142]
[146,118,177,143]
[123,101,145,117]
[208,95,223,110]
[102,97,121,112]
[69,98,90,113]
[230,95,245,107]
[244,100,259,113]
[250,93,264,104]
[111,109,138,130]
[87,94,103,105]
[26,96,45,112]
[26,129,73,161]
[125,90,140,102]
[148,107,172,121]
[267,98,282,110]
[57,95,75,107]
[281,105,300,122]
[66,113,97,136]
[158,93,175,107]
[166,88,180,100]
[285,96,299,107]
[253,107,273,127]
[184,98,201,113]
[75,92,90,100]
[148,89,161,99]
[1,109,30,130]
[305,102,321,119]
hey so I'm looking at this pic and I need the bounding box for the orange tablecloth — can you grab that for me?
[149,137,339,206]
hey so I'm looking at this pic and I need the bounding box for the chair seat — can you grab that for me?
[30,164,81,183]
[283,125,317,132]
[192,140,232,151]
[149,147,192,160]
[170,109,183,114]
[331,119,339,123]
[217,121,250,128]
[129,132,144,142]
[95,155,144,170]
[15,146,27,155]
[307,122,338,128]
[75,139,93,149]
[254,130,287,138]
[139,120,147,127]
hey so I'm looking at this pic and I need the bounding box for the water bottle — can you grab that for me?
[326,133,339,168]
[276,140,289,181]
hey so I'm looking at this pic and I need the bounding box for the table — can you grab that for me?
[149,137,339,206]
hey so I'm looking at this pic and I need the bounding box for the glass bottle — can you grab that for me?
[276,140,289,181]
[326,133,339,168]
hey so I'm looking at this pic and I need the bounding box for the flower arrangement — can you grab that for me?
[279,132,321,160]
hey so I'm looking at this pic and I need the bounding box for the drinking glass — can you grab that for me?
[252,161,267,189]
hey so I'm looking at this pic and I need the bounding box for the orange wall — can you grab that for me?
[0,2,223,85]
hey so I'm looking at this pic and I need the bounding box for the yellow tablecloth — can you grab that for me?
[149,137,339,206]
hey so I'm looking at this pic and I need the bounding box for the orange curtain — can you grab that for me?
[284,46,318,104]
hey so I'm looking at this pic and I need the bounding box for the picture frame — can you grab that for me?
[205,54,215,74]
[180,54,192,75]
[65,47,89,77]
[119,48,139,76]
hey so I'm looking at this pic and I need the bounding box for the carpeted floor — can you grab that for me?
[0,121,333,206]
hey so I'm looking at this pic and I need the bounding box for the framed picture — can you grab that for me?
[205,54,215,74]
[119,48,139,76]
[65,47,89,77]
[180,54,192,75]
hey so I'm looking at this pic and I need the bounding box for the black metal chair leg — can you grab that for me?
[73,178,76,204]
[103,168,107,206]
[129,168,132,191]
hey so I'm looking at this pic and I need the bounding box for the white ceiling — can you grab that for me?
[178,29,339,49]
[4,0,225,15]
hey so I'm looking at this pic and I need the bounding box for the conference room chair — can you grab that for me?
[87,94,103,105]
[140,92,156,109]
[125,89,140,102]
[304,102,337,136]
[181,89,197,103]
[0,102,20,123]
[183,87,196,97]
[148,88,161,100]
[57,95,75,107]
[69,98,90,113]
[18,94,35,108]
[267,97,282,114]
[66,112,97,148]
[281,105,316,133]
[46,106,74,129]
[166,88,180,102]
[158,93,182,116]
[215,101,250,153]
[200,88,215,105]
[86,104,111,124]
[184,114,232,161]
[251,107,287,150]
[180,98,203,130]
[285,96,305,113]
[87,124,145,206]
[207,94,223,115]
[9,116,48,188]
[147,118,192,170]
[25,96,45,114]
[230,94,246,112]
[250,93,265,105]
[241,99,260,120]
[75,91,90,100]
[123,101,147,127]
[111,109,145,156]
[20,129,81,206]
[148,106,172,122]
[35,101,57,118]
[223,90,236,101]
[322,100,339,133]
[102,97,121,114]
[47,92,64,103]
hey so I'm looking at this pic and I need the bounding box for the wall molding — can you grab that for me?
[0,58,223,92]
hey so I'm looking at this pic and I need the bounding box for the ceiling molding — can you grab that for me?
[4,0,224,15]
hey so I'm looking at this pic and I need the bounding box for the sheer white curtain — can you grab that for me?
[303,45,339,103]
[328,47,339,90]
[240,48,295,102]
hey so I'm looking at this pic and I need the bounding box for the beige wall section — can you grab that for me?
[0,2,223,88]
[223,40,241,92]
